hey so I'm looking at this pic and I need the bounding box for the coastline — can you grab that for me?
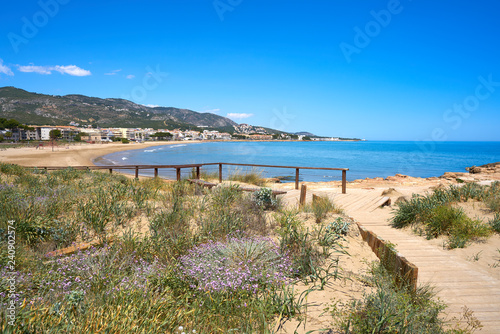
[0,141,188,167]
[0,139,322,167]
[1,141,499,188]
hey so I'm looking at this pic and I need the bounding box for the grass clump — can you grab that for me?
[227,167,266,186]
[303,195,342,223]
[334,262,481,334]
[489,213,500,233]
[277,212,345,284]
[188,167,219,181]
[391,183,498,248]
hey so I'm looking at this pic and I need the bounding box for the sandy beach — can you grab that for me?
[0,141,187,167]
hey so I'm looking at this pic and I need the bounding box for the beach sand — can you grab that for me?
[0,141,186,167]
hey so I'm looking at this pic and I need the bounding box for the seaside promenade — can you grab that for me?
[281,187,500,333]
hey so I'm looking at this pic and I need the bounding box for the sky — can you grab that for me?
[1,0,500,141]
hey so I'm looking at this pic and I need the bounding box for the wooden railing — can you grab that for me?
[31,163,349,193]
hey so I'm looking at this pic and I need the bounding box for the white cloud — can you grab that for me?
[105,69,122,75]
[203,108,220,113]
[54,65,91,76]
[227,113,254,119]
[18,65,52,74]
[0,59,14,76]
[17,64,91,76]
[126,74,135,79]
[144,104,160,108]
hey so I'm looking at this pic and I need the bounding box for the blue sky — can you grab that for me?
[1,0,499,140]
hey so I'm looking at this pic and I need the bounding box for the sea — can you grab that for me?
[95,141,500,182]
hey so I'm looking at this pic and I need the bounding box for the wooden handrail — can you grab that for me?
[26,162,349,193]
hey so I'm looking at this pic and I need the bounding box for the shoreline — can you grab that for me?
[1,141,499,188]
[0,141,189,167]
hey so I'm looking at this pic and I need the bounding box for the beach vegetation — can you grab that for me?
[303,195,342,223]
[332,261,482,334]
[391,182,499,248]
[188,167,219,181]
[489,213,500,233]
[227,167,266,186]
[0,163,475,333]
[253,187,279,210]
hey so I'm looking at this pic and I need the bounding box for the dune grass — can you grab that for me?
[227,167,266,186]
[391,182,499,248]
[302,195,343,224]
[0,163,344,332]
[332,261,482,334]
[0,163,476,333]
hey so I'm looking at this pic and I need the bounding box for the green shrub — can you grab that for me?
[326,217,351,236]
[335,263,472,334]
[425,205,463,239]
[485,194,500,213]
[253,187,277,210]
[0,162,26,176]
[489,213,500,233]
[424,205,491,249]
[392,183,497,248]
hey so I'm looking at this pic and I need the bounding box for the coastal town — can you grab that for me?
[0,121,352,143]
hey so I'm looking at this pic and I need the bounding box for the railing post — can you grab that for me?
[342,170,347,194]
[154,168,158,178]
[176,168,181,181]
[196,166,200,179]
[135,166,139,179]
[219,164,223,183]
[295,168,299,190]
[109,168,112,174]
[299,184,307,206]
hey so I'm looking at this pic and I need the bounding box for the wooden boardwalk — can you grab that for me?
[280,188,500,333]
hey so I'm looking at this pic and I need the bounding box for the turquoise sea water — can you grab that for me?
[96,141,500,182]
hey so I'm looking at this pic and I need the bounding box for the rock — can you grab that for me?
[395,174,409,178]
[466,167,482,174]
[266,178,281,183]
[386,176,399,181]
[442,172,457,179]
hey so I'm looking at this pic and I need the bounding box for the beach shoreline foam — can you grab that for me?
[0,141,188,167]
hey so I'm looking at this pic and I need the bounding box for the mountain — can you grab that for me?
[0,86,238,131]
[294,131,316,137]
